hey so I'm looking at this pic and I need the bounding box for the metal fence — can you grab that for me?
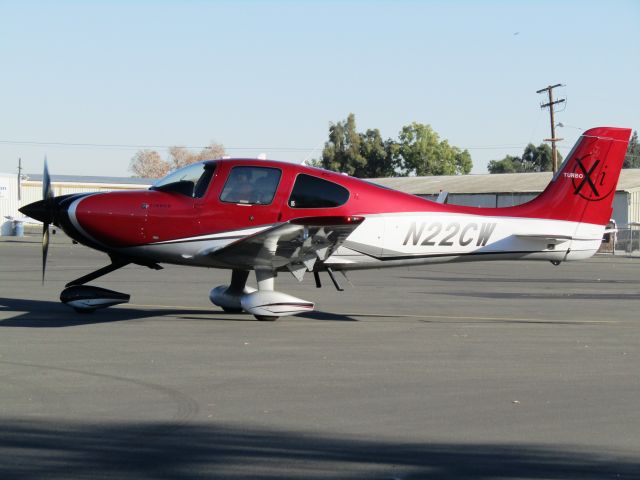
[600,225,640,256]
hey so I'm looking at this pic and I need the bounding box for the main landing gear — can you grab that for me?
[210,268,315,321]
[61,262,321,321]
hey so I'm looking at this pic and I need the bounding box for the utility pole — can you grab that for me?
[17,157,22,201]
[536,84,565,173]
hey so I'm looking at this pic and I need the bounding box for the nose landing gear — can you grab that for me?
[60,285,130,312]
[59,258,160,313]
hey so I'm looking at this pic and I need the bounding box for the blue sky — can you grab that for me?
[1,0,638,177]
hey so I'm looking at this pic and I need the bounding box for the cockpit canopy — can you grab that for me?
[149,160,351,209]
[150,162,215,198]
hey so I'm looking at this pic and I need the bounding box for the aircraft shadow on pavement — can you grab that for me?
[428,291,640,302]
[400,275,640,285]
[0,298,358,327]
[0,418,637,480]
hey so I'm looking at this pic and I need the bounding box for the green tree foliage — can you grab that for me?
[318,114,472,177]
[624,130,640,168]
[320,114,367,176]
[398,123,472,176]
[487,155,519,174]
[360,129,398,178]
[487,143,561,174]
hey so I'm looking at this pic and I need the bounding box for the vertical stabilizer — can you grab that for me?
[515,127,631,225]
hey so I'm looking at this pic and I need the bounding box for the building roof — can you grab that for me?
[8,168,640,195]
[25,174,154,186]
[369,169,640,195]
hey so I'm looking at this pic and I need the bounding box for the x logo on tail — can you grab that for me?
[574,157,600,197]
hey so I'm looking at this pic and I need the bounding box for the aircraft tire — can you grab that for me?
[254,315,278,321]
[73,307,96,314]
[221,306,243,313]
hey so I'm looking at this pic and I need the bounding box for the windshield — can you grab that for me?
[151,162,215,198]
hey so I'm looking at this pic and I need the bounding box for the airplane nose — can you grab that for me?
[19,199,54,224]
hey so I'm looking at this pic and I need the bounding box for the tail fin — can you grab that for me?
[516,127,631,226]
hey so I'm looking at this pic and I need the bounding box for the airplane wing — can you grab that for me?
[203,216,365,278]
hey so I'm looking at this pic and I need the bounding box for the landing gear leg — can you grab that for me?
[240,267,314,321]
[223,269,250,313]
[253,268,278,321]
[66,258,131,287]
[60,258,134,312]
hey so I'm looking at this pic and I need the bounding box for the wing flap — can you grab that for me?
[205,216,365,271]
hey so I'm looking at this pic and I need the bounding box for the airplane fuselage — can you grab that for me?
[57,159,604,271]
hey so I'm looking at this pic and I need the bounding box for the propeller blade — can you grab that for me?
[42,221,50,284]
[43,157,53,202]
[41,157,54,284]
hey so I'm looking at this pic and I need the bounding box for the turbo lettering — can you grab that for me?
[402,221,496,247]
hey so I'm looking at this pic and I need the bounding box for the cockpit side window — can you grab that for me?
[151,162,215,198]
[288,174,350,208]
[220,166,282,205]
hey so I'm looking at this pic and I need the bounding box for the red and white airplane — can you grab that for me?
[20,127,631,320]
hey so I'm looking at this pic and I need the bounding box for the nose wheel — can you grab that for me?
[59,258,139,312]
[60,285,130,312]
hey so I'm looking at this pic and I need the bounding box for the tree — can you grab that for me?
[359,129,398,178]
[130,142,226,178]
[168,142,225,169]
[320,113,367,176]
[488,143,561,174]
[129,150,170,178]
[318,115,470,178]
[199,142,226,162]
[487,155,519,174]
[624,130,640,168]
[398,123,472,176]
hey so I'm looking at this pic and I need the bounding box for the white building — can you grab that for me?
[0,173,151,235]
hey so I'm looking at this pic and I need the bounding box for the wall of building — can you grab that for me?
[418,191,631,225]
[0,173,20,235]
[627,191,640,225]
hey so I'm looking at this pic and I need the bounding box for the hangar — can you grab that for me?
[370,169,640,226]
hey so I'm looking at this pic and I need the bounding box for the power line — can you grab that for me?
[0,140,316,152]
[0,139,541,152]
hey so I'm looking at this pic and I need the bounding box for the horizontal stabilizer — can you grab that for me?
[515,233,573,245]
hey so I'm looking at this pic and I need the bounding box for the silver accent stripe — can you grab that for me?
[148,225,275,245]
[68,194,110,249]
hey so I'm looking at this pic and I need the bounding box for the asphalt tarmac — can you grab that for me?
[1,233,639,479]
